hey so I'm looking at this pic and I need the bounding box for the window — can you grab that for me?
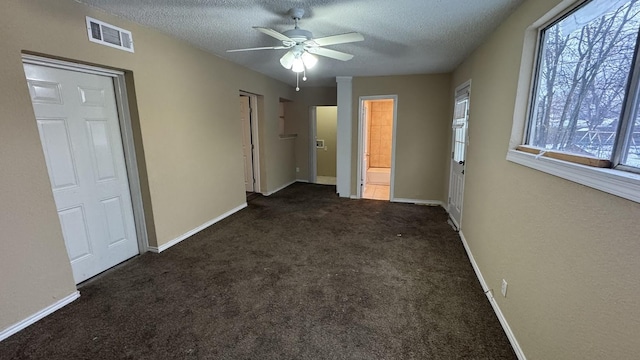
[526,0,640,172]
[452,86,470,164]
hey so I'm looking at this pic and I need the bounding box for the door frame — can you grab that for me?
[356,95,398,200]
[239,91,261,193]
[309,106,317,184]
[447,80,472,230]
[22,54,149,253]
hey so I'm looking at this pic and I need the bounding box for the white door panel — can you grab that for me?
[86,119,118,181]
[37,119,79,190]
[240,96,254,192]
[101,196,128,247]
[28,80,64,104]
[25,63,139,284]
[58,206,93,262]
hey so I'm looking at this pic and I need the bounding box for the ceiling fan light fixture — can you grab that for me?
[229,7,363,92]
[291,57,305,73]
[280,51,296,69]
[301,52,318,69]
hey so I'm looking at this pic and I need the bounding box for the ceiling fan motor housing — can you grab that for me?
[283,28,313,44]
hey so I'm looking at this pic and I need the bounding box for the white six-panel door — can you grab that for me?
[24,63,139,284]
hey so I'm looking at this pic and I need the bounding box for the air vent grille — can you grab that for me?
[86,17,134,53]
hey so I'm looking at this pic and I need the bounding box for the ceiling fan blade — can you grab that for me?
[253,27,294,43]
[307,47,354,61]
[306,32,364,47]
[226,46,288,53]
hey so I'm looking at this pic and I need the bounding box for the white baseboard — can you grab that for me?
[458,231,526,360]
[148,203,247,253]
[0,291,80,342]
[295,179,309,183]
[391,198,443,206]
[263,180,296,196]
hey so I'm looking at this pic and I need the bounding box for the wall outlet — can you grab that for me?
[501,279,508,297]
[295,167,300,173]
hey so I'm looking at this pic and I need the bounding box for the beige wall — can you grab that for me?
[288,87,337,180]
[352,75,451,201]
[1,0,295,332]
[315,107,338,177]
[452,0,640,358]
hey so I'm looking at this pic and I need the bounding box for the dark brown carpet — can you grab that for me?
[0,183,516,359]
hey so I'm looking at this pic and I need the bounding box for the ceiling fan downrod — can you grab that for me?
[290,8,305,28]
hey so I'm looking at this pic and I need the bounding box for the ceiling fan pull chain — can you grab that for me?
[303,69,307,82]
[296,72,300,91]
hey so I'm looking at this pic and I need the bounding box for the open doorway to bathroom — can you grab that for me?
[357,96,397,201]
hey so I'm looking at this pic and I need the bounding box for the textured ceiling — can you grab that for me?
[76,0,524,87]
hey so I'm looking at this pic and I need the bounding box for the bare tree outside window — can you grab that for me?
[528,0,640,168]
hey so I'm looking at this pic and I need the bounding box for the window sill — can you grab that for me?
[506,149,640,203]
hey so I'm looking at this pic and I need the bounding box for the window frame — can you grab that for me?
[507,0,640,203]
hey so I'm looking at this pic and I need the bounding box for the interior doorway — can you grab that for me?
[239,92,261,196]
[357,96,397,201]
[309,106,337,186]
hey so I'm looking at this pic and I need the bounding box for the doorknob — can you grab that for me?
[458,160,465,165]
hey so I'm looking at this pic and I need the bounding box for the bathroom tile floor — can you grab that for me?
[363,184,390,201]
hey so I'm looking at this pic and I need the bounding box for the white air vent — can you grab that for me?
[86,17,134,53]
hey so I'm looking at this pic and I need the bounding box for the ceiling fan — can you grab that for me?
[227,8,364,90]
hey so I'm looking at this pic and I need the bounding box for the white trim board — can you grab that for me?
[263,180,297,196]
[0,291,80,342]
[507,150,640,204]
[458,231,527,360]
[391,198,443,206]
[148,203,247,253]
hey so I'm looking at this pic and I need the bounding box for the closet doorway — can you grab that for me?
[309,106,338,186]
